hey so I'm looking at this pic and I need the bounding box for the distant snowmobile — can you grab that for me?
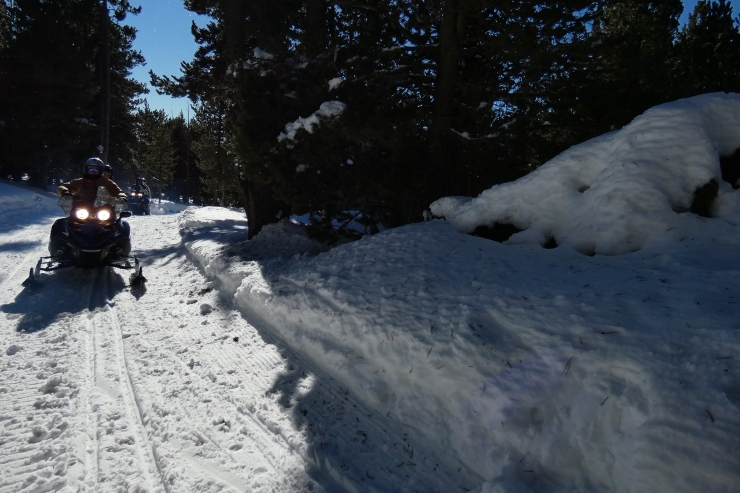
[22,195,146,288]
[127,189,151,215]
[127,177,151,215]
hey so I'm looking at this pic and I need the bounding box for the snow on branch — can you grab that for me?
[278,101,347,142]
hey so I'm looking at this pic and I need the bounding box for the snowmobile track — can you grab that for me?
[83,269,167,493]
[108,307,168,493]
[83,315,100,490]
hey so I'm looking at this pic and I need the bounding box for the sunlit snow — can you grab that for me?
[1,92,739,493]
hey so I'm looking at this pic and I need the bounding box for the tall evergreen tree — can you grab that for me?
[0,0,145,184]
[130,103,176,200]
[158,0,736,244]
[0,1,9,52]
[191,97,239,206]
[673,0,740,96]
[169,112,202,204]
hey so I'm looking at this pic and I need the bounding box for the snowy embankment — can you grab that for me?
[181,93,740,493]
[149,199,189,215]
[0,182,59,216]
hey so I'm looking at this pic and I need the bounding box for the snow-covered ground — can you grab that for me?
[149,199,189,215]
[1,93,739,492]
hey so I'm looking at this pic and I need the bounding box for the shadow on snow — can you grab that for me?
[1,267,127,333]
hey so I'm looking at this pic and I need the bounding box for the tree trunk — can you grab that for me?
[245,179,286,240]
[305,0,327,55]
[222,0,289,238]
[99,0,110,162]
[429,0,464,201]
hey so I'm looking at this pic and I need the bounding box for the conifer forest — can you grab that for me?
[1,0,739,241]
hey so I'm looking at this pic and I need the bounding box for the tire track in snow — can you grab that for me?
[109,247,320,492]
[83,315,100,490]
[82,266,167,493]
[201,267,471,492]
[0,245,45,294]
[108,307,168,492]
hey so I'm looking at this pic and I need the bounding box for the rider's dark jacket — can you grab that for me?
[130,184,151,197]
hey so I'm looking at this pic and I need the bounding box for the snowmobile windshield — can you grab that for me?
[58,195,128,216]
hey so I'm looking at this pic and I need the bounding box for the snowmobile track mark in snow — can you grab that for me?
[0,246,46,292]
[83,316,100,489]
[107,308,169,493]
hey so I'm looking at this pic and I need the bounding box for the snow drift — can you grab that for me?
[431,92,740,256]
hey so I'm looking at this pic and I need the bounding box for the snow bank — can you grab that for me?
[183,216,740,493]
[180,94,740,492]
[179,206,247,230]
[148,199,189,215]
[432,92,740,256]
[0,183,59,214]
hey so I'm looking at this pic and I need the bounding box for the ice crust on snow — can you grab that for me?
[431,92,740,256]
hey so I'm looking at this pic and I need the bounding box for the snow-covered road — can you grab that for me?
[0,211,315,492]
[0,198,468,493]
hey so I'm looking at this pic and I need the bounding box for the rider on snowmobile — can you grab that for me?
[47,157,132,263]
[130,177,151,197]
[128,176,152,215]
[56,157,126,202]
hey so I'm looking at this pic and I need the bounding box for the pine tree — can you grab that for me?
[556,0,683,136]
[169,112,202,204]
[0,1,9,52]
[191,97,239,206]
[0,0,145,184]
[130,103,176,201]
[0,0,100,184]
[673,0,740,96]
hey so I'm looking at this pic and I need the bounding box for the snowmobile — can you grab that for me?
[22,195,146,288]
[127,189,151,215]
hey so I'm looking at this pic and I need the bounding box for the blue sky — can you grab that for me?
[124,1,208,118]
[124,0,737,118]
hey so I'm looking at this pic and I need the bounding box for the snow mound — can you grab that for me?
[178,206,249,231]
[0,183,60,213]
[181,210,327,295]
[431,92,740,256]
[149,199,189,215]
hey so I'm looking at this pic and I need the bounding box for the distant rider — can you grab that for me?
[129,177,152,214]
[57,157,126,203]
[130,177,151,198]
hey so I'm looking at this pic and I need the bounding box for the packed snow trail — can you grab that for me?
[0,210,319,492]
[0,201,472,492]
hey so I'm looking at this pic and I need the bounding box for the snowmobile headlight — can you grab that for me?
[97,210,111,221]
[130,192,136,197]
[75,208,89,220]
[137,193,143,197]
